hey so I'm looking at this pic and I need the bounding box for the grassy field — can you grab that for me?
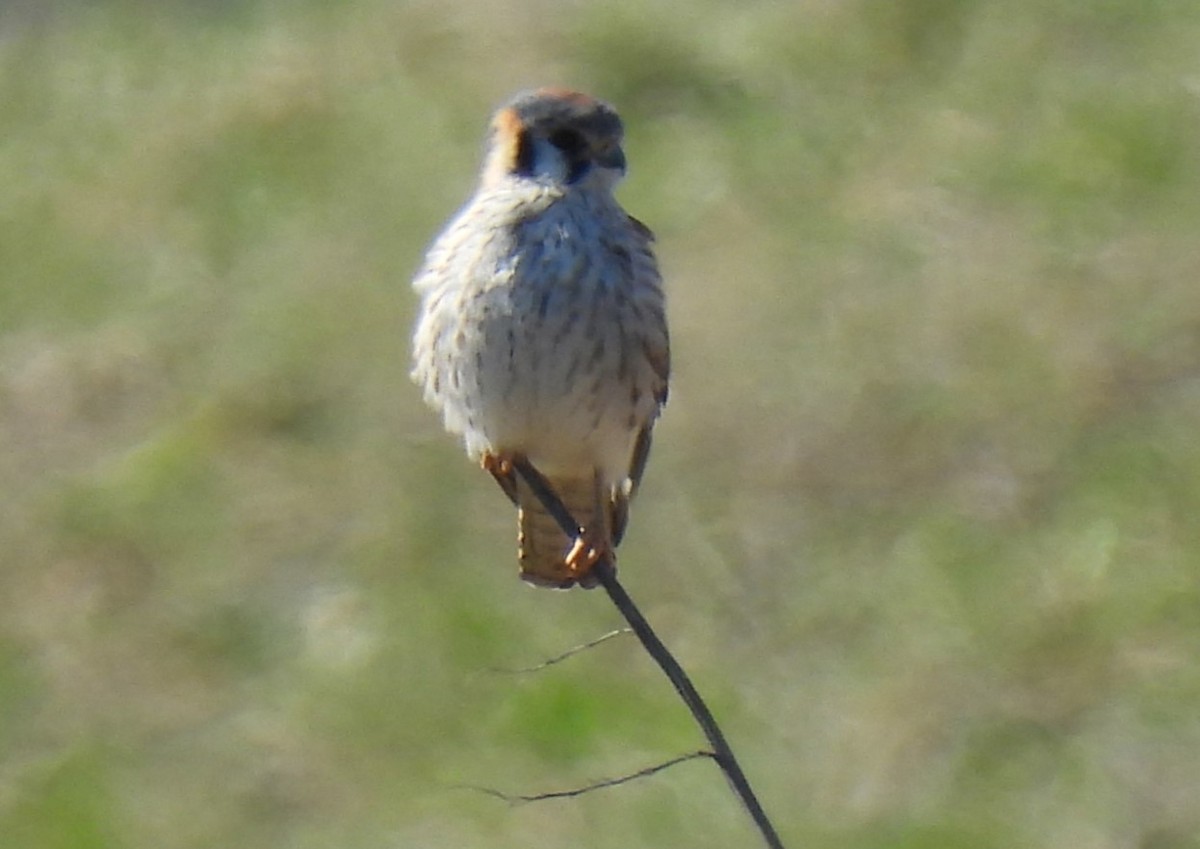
[3,1,1200,847]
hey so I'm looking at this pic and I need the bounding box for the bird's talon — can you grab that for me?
[481,453,514,476]
[564,533,610,579]
[482,452,519,506]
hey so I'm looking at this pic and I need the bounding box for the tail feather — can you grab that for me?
[516,472,611,589]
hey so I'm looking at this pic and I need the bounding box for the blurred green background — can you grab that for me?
[3,0,1200,847]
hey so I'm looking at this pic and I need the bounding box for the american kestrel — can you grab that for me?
[410,88,670,589]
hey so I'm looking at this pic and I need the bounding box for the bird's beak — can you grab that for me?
[595,145,627,173]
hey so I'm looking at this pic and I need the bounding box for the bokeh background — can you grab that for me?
[4,0,1200,847]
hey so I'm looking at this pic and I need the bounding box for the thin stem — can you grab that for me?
[462,750,715,804]
[488,628,632,674]
[511,457,787,849]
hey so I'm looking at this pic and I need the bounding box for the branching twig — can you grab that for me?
[511,457,788,849]
[488,628,632,674]
[463,750,715,805]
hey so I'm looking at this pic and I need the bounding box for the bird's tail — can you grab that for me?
[516,471,611,589]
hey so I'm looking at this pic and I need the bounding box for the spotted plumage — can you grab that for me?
[411,89,670,588]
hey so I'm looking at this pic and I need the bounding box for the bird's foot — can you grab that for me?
[563,529,613,589]
[481,451,518,506]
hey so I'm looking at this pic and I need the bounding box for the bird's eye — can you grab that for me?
[548,128,587,155]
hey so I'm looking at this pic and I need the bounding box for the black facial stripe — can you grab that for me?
[513,129,536,176]
[565,158,590,184]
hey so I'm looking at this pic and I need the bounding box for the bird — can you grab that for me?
[410,88,670,589]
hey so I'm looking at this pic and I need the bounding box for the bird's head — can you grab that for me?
[483,88,627,192]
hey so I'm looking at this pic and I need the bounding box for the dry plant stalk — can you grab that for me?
[508,456,788,849]
[468,750,715,804]
[487,628,632,674]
